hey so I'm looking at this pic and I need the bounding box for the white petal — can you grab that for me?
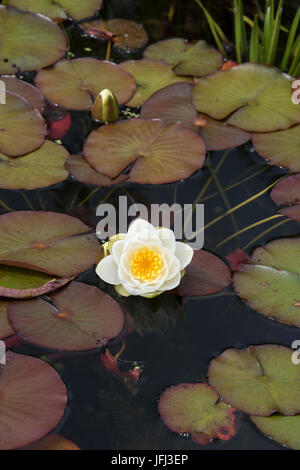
[166,256,180,280]
[95,255,120,285]
[175,242,194,270]
[160,271,181,291]
[127,218,156,238]
[112,240,125,264]
[156,228,176,253]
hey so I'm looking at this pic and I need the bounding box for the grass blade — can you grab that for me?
[194,0,227,56]
[288,38,300,76]
[263,5,272,62]
[280,8,300,70]
[267,0,283,65]
[250,14,260,62]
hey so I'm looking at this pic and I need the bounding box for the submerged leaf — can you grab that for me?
[0,352,67,450]
[209,345,300,416]
[8,281,125,351]
[158,383,236,445]
[20,433,80,450]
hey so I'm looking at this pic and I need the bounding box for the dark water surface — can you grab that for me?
[5,0,300,450]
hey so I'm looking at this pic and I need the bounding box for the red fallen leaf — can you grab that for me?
[48,113,71,140]
[84,28,115,41]
[100,350,141,383]
[226,248,250,271]
[221,60,238,70]
[4,334,25,349]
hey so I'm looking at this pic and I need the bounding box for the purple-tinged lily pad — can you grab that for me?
[208,345,300,416]
[120,59,191,107]
[0,211,99,278]
[144,38,223,77]
[8,281,125,351]
[1,76,45,113]
[66,154,126,186]
[252,125,300,171]
[0,91,46,156]
[270,174,300,221]
[233,238,300,327]
[35,58,136,111]
[0,351,67,450]
[0,265,71,299]
[192,63,300,132]
[0,301,14,339]
[81,18,148,51]
[20,433,80,450]
[176,250,231,296]
[158,383,236,445]
[251,414,300,450]
[0,6,67,74]
[83,118,206,184]
[141,83,251,150]
[0,140,69,190]
[8,0,103,21]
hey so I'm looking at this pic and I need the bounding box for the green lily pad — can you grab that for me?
[208,344,300,416]
[251,414,300,450]
[141,82,251,150]
[0,91,46,156]
[120,59,191,107]
[175,249,231,296]
[81,18,148,51]
[0,211,99,277]
[252,124,300,172]
[144,38,223,77]
[0,140,69,190]
[0,351,67,450]
[0,265,71,299]
[0,6,67,74]
[158,383,236,445]
[1,76,45,113]
[233,238,300,327]
[192,63,300,132]
[8,281,125,351]
[35,58,136,111]
[66,154,126,186]
[83,118,206,184]
[8,0,103,21]
[0,301,14,339]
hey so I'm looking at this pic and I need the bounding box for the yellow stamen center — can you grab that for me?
[130,248,164,282]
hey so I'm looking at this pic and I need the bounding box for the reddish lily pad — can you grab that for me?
[0,140,69,190]
[0,265,71,299]
[270,174,300,221]
[233,238,300,327]
[0,91,46,156]
[0,211,99,278]
[0,351,67,450]
[0,301,14,339]
[8,0,103,21]
[141,83,251,150]
[35,58,136,111]
[1,76,44,113]
[208,345,300,416]
[192,63,300,132]
[83,118,206,184]
[21,433,80,450]
[175,250,231,296]
[144,38,223,77]
[252,125,300,172]
[0,6,67,74]
[120,59,191,107]
[81,18,148,51]
[158,383,236,445]
[251,414,300,450]
[66,154,126,186]
[8,281,125,351]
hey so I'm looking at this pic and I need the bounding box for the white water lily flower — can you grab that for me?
[96,218,194,297]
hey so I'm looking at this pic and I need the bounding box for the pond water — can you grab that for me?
[3,0,300,451]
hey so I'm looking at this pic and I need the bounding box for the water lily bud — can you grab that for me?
[91,88,120,123]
